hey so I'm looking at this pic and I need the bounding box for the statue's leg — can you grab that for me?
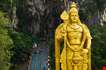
[82,64,88,70]
[67,59,73,70]
[73,64,78,70]
[82,53,88,70]
[78,64,82,70]
[66,47,73,70]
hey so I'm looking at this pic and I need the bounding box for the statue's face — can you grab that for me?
[70,8,79,23]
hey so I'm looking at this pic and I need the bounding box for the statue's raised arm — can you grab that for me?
[55,11,69,70]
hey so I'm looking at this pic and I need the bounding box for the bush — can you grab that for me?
[0,11,13,70]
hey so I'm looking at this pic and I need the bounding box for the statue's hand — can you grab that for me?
[82,49,89,54]
[72,47,82,52]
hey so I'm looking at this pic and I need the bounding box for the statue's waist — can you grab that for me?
[66,45,81,49]
[69,40,81,44]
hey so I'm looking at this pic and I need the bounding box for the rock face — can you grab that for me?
[16,0,64,39]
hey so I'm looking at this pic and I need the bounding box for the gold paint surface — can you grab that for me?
[55,2,91,70]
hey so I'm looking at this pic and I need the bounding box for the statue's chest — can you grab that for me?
[67,24,83,32]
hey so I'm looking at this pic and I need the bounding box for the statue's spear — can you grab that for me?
[64,0,67,10]
[72,0,76,2]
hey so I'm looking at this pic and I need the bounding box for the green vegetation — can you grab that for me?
[10,31,33,70]
[91,25,106,70]
[0,11,13,70]
[0,10,33,70]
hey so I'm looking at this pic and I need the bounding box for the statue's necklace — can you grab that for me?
[70,24,80,30]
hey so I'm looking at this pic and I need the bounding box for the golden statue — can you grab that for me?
[55,2,92,70]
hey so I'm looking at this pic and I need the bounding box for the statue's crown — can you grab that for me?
[69,2,78,13]
[70,2,77,8]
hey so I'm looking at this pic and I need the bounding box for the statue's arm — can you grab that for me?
[55,37,60,70]
[84,25,92,49]
[84,25,92,70]
[86,30,92,49]
[55,24,64,70]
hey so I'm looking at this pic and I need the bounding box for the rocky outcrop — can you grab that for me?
[16,0,64,39]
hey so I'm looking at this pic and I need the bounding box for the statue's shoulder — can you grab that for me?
[81,23,89,30]
[55,23,65,39]
[56,23,64,29]
[81,23,92,37]
[56,23,64,32]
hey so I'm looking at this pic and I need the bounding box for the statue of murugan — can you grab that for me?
[55,2,92,70]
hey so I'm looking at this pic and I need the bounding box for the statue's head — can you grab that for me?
[69,2,79,23]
